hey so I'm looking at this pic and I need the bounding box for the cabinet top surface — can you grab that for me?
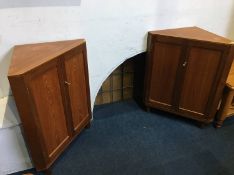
[8,39,85,76]
[149,26,233,44]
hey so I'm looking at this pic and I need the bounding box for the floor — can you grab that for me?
[12,100,234,175]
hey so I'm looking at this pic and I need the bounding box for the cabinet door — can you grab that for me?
[179,46,222,118]
[27,60,70,162]
[146,41,182,110]
[64,48,90,133]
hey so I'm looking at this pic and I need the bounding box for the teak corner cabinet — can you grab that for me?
[144,27,234,124]
[8,39,91,172]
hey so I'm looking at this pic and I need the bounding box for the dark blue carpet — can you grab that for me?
[12,100,234,175]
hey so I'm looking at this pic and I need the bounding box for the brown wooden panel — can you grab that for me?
[8,76,47,170]
[123,73,134,87]
[113,74,122,90]
[123,60,134,72]
[113,66,122,74]
[123,88,133,100]
[28,62,70,159]
[102,92,112,104]
[102,77,111,91]
[148,42,182,107]
[113,90,122,102]
[95,94,103,105]
[64,51,89,132]
[179,47,222,115]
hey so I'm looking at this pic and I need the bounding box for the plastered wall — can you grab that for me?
[0,0,234,173]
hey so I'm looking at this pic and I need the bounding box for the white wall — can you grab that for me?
[0,0,234,174]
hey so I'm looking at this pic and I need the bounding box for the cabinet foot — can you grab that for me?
[198,122,208,128]
[85,122,91,129]
[42,169,53,175]
[146,107,151,112]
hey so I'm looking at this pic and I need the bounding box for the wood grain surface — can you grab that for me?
[148,42,181,107]
[64,51,89,132]
[144,27,234,123]
[8,39,91,172]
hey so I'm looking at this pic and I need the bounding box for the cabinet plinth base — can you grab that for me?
[85,121,91,129]
[42,169,53,175]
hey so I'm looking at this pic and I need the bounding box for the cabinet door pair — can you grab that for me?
[26,46,90,164]
[145,36,231,122]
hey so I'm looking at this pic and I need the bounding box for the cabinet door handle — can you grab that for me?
[64,81,71,85]
[182,61,187,67]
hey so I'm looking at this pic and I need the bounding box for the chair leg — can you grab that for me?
[216,87,234,128]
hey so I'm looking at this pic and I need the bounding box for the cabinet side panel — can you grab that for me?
[209,45,234,119]
[28,63,70,159]
[148,42,182,106]
[179,47,221,115]
[8,76,46,170]
[64,50,90,132]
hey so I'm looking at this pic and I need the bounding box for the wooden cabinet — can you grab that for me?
[8,39,91,172]
[144,27,234,123]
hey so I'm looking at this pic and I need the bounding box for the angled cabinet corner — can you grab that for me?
[144,27,234,123]
[8,39,91,171]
